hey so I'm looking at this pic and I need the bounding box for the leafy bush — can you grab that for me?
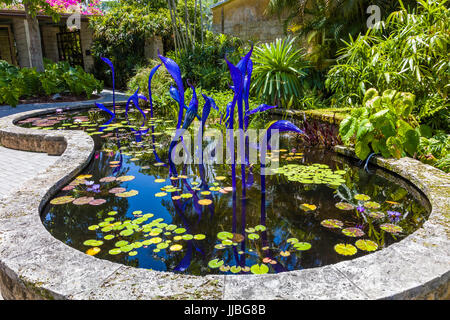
[165,32,245,91]
[339,88,430,160]
[0,60,103,107]
[417,131,450,172]
[251,37,309,108]
[326,0,449,131]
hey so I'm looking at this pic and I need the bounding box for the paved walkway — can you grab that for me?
[0,90,128,300]
[0,89,128,118]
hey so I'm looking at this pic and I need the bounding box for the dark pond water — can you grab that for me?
[17,106,430,275]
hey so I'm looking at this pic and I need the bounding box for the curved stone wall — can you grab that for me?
[0,106,448,300]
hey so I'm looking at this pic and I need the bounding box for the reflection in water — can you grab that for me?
[20,105,430,275]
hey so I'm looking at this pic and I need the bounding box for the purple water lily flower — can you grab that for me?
[87,184,101,193]
[387,210,402,223]
[84,180,95,186]
[357,206,365,213]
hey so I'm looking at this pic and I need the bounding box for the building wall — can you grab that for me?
[41,25,59,63]
[79,20,94,72]
[212,0,285,43]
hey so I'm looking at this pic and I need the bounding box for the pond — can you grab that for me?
[17,106,430,276]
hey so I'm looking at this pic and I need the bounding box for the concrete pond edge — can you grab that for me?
[0,104,448,300]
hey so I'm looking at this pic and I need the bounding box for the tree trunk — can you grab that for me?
[23,2,44,72]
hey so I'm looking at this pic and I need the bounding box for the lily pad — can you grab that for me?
[116,190,139,198]
[254,225,267,232]
[342,227,365,237]
[354,194,371,201]
[217,231,233,240]
[155,192,167,197]
[250,264,269,275]
[116,175,135,182]
[109,187,127,194]
[169,244,183,251]
[335,202,355,210]
[50,196,74,205]
[355,239,378,251]
[364,201,381,209]
[294,242,311,251]
[380,223,403,234]
[247,233,260,240]
[300,203,317,211]
[198,199,213,206]
[193,234,206,240]
[334,243,357,256]
[368,211,385,219]
[89,199,107,206]
[108,248,122,255]
[99,176,117,183]
[86,247,101,256]
[230,266,241,273]
[320,219,344,229]
[83,239,104,247]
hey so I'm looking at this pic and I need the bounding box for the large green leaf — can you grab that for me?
[403,129,420,156]
[355,141,371,160]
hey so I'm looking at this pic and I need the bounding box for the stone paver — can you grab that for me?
[0,147,59,200]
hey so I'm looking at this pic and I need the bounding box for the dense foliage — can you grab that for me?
[0,60,103,107]
[89,1,173,88]
[326,0,449,131]
[166,32,245,91]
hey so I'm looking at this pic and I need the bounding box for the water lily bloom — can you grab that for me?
[87,184,100,193]
[357,206,365,213]
[387,210,402,222]
[85,180,94,186]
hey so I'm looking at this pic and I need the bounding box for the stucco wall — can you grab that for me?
[41,25,59,63]
[79,21,94,72]
[212,0,285,42]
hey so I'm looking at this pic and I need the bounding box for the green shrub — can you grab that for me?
[339,88,430,160]
[165,32,245,91]
[0,60,103,107]
[326,0,449,131]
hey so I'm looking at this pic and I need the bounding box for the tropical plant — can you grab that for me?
[339,88,430,160]
[251,37,309,108]
[0,60,103,107]
[326,0,449,131]
[417,131,450,172]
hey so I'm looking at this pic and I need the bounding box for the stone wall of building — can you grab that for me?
[40,25,59,63]
[212,0,286,43]
[79,20,94,72]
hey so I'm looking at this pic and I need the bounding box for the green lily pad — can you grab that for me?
[247,233,260,240]
[287,238,299,244]
[342,227,365,237]
[115,240,129,247]
[334,243,357,256]
[355,239,378,251]
[364,201,381,209]
[119,229,134,237]
[335,202,355,210]
[193,234,206,240]
[208,259,224,268]
[83,239,104,247]
[230,266,241,273]
[354,194,371,201]
[217,231,233,240]
[294,242,311,251]
[108,248,122,255]
[380,223,403,234]
[174,227,186,234]
[321,219,344,229]
[254,225,267,232]
[250,264,269,275]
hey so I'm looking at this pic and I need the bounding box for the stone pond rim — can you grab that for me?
[0,104,448,300]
